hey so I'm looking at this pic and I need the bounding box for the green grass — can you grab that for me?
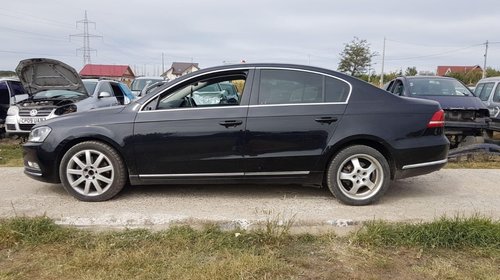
[0,142,23,167]
[352,215,500,249]
[0,216,498,279]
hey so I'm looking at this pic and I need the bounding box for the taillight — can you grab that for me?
[427,109,445,128]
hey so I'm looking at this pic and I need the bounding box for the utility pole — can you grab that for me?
[70,11,102,66]
[379,37,386,87]
[483,40,489,79]
[162,53,165,76]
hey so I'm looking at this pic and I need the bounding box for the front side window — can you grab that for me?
[475,82,495,101]
[155,74,246,110]
[0,81,9,104]
[493,83,500,103]
[259,70,323,104]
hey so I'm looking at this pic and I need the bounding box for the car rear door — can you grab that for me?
[132,69,254,178]
[243,68,349,175]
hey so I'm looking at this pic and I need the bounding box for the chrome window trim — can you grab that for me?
[245,171,310,176]
[402,158,447,170]
[139,171,310,178]
[256,67,352,104]
[138,66,353,113]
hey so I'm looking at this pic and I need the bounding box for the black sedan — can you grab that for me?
[23,64,449,205]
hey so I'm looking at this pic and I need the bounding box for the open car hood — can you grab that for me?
[15,58,88,96]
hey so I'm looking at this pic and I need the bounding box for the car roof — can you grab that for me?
[0,77,20,82]
[402,76,457,80]
[477,77,500,82]
[135,76,163,80]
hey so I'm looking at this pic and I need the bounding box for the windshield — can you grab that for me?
[32,90,87,100]
[408,78,472,96]
[131,78,163,91]
[83,81,98,95]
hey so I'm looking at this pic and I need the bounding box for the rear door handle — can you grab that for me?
[315,117,338,124]
[219,120,243,127]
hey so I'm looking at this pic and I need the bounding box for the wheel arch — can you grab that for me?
[321,135,396,181]
[54,135,129,182]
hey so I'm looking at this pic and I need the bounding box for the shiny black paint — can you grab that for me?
[23,64,449,187]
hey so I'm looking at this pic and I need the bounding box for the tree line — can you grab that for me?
[337,37,500,86]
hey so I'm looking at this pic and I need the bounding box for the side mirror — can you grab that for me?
[98,91,111,98]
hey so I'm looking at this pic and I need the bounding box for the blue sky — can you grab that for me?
[0,0,499,76]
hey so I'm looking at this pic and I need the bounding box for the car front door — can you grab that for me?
[94,82,119,108]
[132,69,254,178]
[243,68,349,175]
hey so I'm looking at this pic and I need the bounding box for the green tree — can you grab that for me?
[338,37,377,77]
[405,66,417,76]
[486,67,500,78]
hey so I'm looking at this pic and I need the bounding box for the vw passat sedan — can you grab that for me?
[23,64,449,205]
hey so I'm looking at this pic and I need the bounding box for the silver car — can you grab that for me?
[474,77,500,135]
[5,58,129,136]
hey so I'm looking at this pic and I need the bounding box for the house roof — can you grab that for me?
[167,62,199,75]
[436,65,481,76]
[80,64,135,78]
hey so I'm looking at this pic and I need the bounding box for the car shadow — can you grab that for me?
[117,183,333,200]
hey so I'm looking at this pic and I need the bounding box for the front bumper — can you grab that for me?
[5,115,31,136]
[23,141,60,183]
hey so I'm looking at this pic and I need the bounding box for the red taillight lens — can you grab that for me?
[427,109,445,128]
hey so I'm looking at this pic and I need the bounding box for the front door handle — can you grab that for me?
[219,120,243,128]
[315,117,338,124]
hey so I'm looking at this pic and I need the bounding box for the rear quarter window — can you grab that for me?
[325,77,349,102]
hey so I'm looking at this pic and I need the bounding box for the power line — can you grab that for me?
[385,44,483,61]
[70,11,102,65]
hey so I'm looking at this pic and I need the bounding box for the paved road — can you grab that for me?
[0,167,499,232]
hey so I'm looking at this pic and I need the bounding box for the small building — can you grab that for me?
[436,65,482,77]
[161,62,199,80]
[80,64,135,86]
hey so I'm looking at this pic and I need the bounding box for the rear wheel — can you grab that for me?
[59,141,127,202]
[326,145,390,206]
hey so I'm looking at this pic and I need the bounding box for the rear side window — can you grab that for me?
[325,76,350,102]
[8,81,26,96]
[259,70,323,104]
[475,82,495,101]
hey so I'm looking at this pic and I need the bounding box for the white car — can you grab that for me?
[5,58,131,136]
[130,76,164,97]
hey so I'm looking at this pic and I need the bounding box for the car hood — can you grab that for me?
[15,58,88,96]
[416,95,487,110]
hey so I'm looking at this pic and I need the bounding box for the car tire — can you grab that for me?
[326,145,390,206]
[59,141,127,202]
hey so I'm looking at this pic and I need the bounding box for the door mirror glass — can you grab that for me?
[98,91,111,98]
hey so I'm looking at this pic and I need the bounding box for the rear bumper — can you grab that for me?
[395,158,447,179]
[444,120,488,136]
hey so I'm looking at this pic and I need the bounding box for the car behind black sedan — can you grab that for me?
[23,64,449,205]
[384,76,490,148]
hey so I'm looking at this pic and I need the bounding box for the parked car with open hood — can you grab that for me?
[23,63,449,205]
[474,77,500,136]
[384,76,490,148]
[5,58,129,136]
[1,78,28,136]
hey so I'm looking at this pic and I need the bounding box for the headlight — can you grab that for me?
[28,126,52,143]
[54,104,77,115]
[7,106,19,116]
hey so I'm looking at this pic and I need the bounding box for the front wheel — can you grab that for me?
[326,145,390,206]
[59,141,127,202]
